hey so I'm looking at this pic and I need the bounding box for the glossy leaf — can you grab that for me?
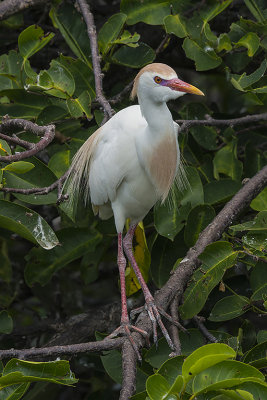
[0,200,59,249]
[217,33,232,52]
[49,3,92,67]
[164,15,187,38]
[4,158,58,205]
[204,179,241,205]
[0,359,77,388]
[183,38,222,71]
[250,261,267,301]
[146,374,172,400]
[243,231,267,252]
[184,204,215,247]
[180,242,237,319]
[242,341,267,368]
[98,13,127,54]
[121,0,180,25]
[230,59,267,91]
[230,211,267,232]
[182,343,236,383]
[48,150,71,179]
[190,125,218,150]
[0,310,13,334]
[192,359,264,395]
[24,227,102,286]
[209,295,249,321]
[213,142,243,181]
[112,43,155,68]
[235,32,260,57]
[0,383,30,400]
[18,25,54,60]
[0,139,11,155]
[3,161,34,174]
[250,187,267,211]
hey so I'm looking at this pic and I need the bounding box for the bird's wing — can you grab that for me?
[89,105,146,207]
[66,105,146,210]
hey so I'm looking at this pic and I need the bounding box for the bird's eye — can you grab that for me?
[154,76,162,84]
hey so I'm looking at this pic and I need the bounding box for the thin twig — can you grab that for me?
[76,0,114,122]
[178,112,267,133]
[193,316,217,343]
[0,337,124,361]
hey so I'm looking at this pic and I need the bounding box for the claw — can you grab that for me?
[106,323,149,361]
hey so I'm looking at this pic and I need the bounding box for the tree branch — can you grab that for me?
[0,0,48,21]
[0,117,55,163]
[0,337,124,361]
[120,341,138,400]
[177,112,267,132]
[76,0,114,123]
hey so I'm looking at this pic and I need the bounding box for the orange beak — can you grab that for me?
[167,78,204,96]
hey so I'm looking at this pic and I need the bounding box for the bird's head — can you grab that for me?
[131,63,204,103]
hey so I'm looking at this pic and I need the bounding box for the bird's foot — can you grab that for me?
[130,299,187,351]
[106,322,149,361]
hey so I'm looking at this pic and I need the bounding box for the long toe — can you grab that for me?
[105,323,149,361]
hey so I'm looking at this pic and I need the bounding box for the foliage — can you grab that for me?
[0,0,266,399]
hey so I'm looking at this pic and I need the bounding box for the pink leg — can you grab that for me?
[123,224,186,349]
[106,233,148,360]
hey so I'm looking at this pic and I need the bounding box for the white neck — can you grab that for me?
[138,93,174,134]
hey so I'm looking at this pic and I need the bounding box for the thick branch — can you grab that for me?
[0,0,47,20]
[76,0,114,122]
[120,341,138,400]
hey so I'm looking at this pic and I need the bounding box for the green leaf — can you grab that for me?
[180,242,237,319]
[98,13,127,55]
[243,231,267,252]
[209,295,250,321]
[36,105,68,125]
[41,59,75,99]
[257,330,267,343]
[154,166,203,240]
[230,211,267,232]
[0,383,30,400]
[112,30,140,47]
[67,91,92,119]
[242,341,267,368]
[146,374,172,400]
[202,0,233,25]
[217,33,233,52]
[204,179,242,205]
[0,359,77,389]
[235,32,260,56]
[184,204,216,247]
[164,15,187,38]
[4,158,58,205]
[18,25,54,60]
[250,187,267,211]
[250,261,267,301]
[190,125,218,150]
[230,59,267,91]
[0,139,11,155]
[0,310,13,334]
[24,227,102,286]
[49,3,92,67]
[213,142,243,181]
[3,161,35,174]
[182,343,236,383]
[244,0,266,23]
[183,38,222,71]
[239,381,267,400]
[121,0,179,25]
[0,200,59,250]
[112,43,155,68]
[48,150,70,179]
[192,359,265,395]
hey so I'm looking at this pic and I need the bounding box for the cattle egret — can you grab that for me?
[66,63,204,357]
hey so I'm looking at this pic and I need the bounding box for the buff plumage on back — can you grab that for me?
[131,63,176,99]
[64,128,101,212]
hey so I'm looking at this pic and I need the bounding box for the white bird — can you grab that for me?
[66,63,204,357]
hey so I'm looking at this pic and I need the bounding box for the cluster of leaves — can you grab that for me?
[0,0,266,399]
